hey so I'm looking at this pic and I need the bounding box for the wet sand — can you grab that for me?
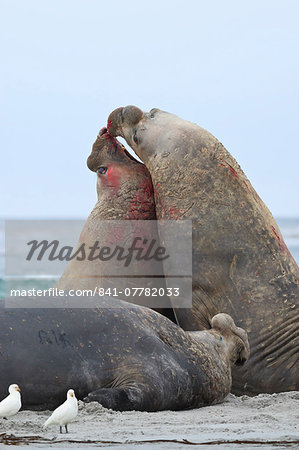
[0,391,298,449]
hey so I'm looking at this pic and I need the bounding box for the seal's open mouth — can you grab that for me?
[123,148,143,165]
[96,126,143,164]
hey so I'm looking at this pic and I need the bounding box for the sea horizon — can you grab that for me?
[1,217,298,298]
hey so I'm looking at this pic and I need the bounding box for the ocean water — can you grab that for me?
[0,218,298,298]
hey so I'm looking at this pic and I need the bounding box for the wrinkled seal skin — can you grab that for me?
[0,302,249,411]
[56,127,155,289]
[87,127,155,220]
[108,106,299,396]
[56,128,175,320]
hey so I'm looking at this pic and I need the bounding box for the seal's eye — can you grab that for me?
[97,166,107,175]
[133,131,138,144]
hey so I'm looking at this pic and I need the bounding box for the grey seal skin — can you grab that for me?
[107,106,299,396]
[56,127,156,289]
[56,128,175,320]
[0,302,249,411]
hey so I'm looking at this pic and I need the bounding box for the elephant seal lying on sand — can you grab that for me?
[0,301,249,411]
[107,105,298,396]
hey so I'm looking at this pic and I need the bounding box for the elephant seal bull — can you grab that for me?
[56,128,174,318]
[0,301,249,411]
[107,105,299,395]
[56,126,155,291]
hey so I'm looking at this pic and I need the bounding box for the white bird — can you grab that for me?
[43,389,78,434]
[0,384,21,419]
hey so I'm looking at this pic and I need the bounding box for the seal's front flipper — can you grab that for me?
[83,387,143,411]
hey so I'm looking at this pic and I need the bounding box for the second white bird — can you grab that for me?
[43,389,78,433]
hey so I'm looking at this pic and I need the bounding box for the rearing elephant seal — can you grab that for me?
[107,106,299,395]
[56,128,174,318]
[56,127,155,290]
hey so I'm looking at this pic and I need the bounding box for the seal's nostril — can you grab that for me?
[99,127,108,136]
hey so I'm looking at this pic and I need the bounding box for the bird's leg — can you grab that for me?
[59,425,62,434]
[65,424,68,433]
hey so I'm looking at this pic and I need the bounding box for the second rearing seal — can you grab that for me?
[107,105,299,396]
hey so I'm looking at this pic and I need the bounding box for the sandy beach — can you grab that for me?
[1,391,298,449]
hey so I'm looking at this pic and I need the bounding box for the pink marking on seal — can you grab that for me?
[219,162,239,179]
[243,181,251,193]
[229,166,239,179]
[107,119,112,131]
[168,206,181,219]
[129,177,155,220]
[106,225,125,245]
[271,226,286,253]
[100,166,121,194]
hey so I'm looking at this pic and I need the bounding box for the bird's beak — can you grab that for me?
[70,393,74,397]
[16,386,21,392]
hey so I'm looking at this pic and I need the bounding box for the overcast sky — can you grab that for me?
[1,0,298,218]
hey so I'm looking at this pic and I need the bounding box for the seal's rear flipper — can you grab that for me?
[83,387,143,411]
